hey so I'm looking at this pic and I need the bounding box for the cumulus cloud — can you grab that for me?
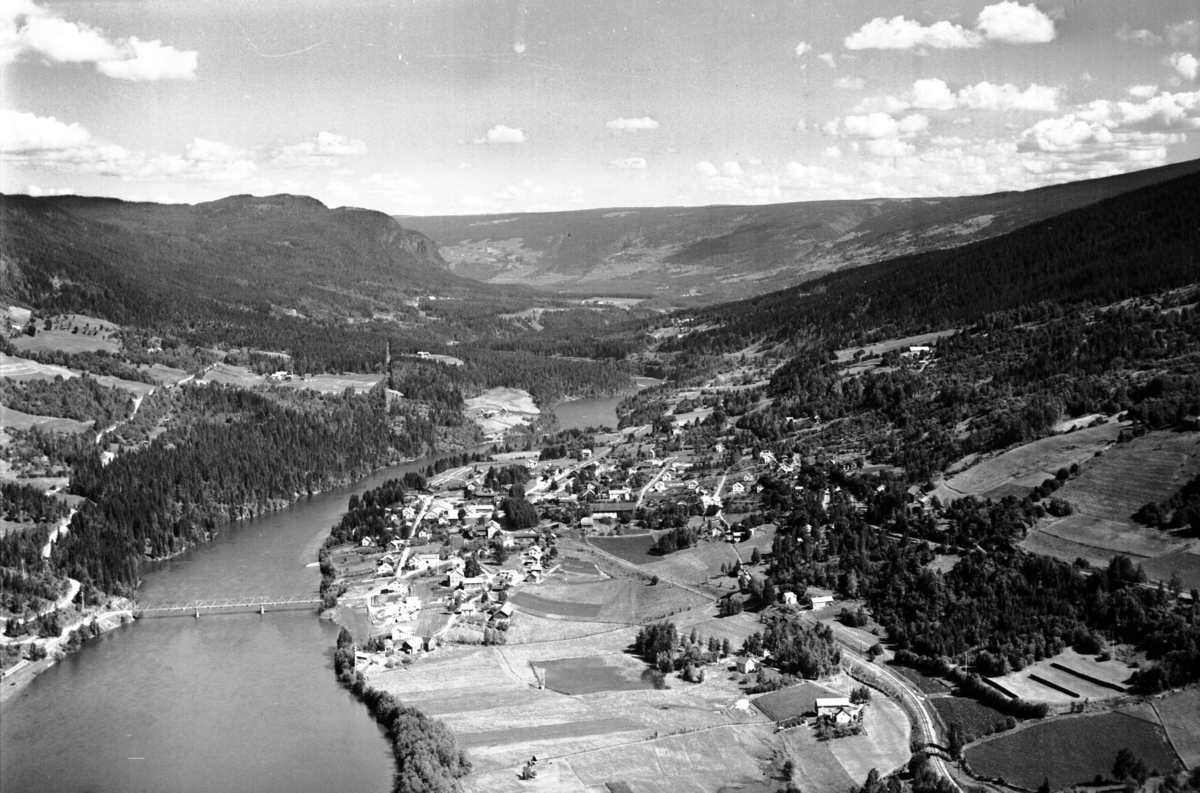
[845,16,981,50]
[830,112,928,139]
[606,116,659,133]
[1128,84,1159,98]
[1170,52,1199,81]
[493,178,543,201]
[865,138,915,157]
[794,42,811,57]
[271,132,367,168]
[1,109,91,152]
[2,0,197,79]
[824,145,843,158]
[1116,26,1163,46]
[474,125,526,144]
[185,138,251,162]
[957,81,1058,111]
[818,53,836,68]
[22,185,76,197]
[611,156,647,169]
[695,161,720,177]
[835,76,866,90]
[976,2,1056,44]
[719,161,743,177]
[910,78,958,110]
[845,2,1054,51]
[1167,20,1200,46]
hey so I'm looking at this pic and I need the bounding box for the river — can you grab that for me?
[0,456,460,793]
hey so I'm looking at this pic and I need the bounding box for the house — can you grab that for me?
[760,450,776,464]
[407,553,443,572]
[494,602,515,620]
[401,637,422,654]
[735,657,757,674]
[684,480,700,491]
[782,591,798,606]
[588,501,637,519]
[376,562,395,577]
[742,473,754,483]
[810,595,835,610]
[816,697,863,724]
[729,482,745,495]
[580,448,593,459]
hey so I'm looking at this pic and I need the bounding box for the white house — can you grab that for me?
[810,595,835,610]
[816,697,863,724]
[735,657,757,674]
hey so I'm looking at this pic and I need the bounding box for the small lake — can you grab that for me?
[552,376,661,433]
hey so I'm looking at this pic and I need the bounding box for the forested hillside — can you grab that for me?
[667,169,1200,355]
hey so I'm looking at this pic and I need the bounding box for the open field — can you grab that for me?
[641,540,739,584]
[934,422,1125,503]
[1021,431,1200,586]
[930,696,1012,738]
[539,656,658,695]
[511,576,707,623]
[989,648,1134,704]
[510,591,605,620]
[965,711,1180,790]
[0,353,77,381]
[1156,688,1200,769]
[11,315,121,354]
[0,405,92,435]
[279,372,380,394]
[833,330,959,363]
[142,363,191,385]
[590,533,660,565]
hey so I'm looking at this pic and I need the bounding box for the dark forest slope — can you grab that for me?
[667,168,1200,354]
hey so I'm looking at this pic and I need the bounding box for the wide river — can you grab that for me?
[0,385,657,793]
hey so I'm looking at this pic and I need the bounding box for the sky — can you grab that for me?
[2,0,1199,215]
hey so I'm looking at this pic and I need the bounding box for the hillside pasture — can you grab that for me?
[0,353,77,381]
[930,696,1012,738]
[641,540,739,584]
[965,711,1180,790]
[11,315,121,354]
[1155,687,1200,769]
[933,422,1125,503]
[1022,431,1200,582]
[0,405,92,435]
[279,372,380,394]
[142,363,191,385]
[1141,549,1200,591]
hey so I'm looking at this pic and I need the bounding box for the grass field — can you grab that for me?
[965,711,1180,790]
[1019,431,1200,586]
[641,540,739,584]
[934,422,1125,503]
[11,328,120,355]
[538,656,658,695]
[989,649,1134,704]
[510,591,604,619]
[753,680,846,722]
[0,405,92,435]
[590,533,660,565]
[1155,688,1200,769]
[930,696,1012,738]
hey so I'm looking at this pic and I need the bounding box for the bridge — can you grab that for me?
[135,595,322,618]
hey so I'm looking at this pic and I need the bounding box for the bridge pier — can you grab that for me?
[194,608,200,618]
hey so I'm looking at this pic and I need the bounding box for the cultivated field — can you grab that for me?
[929,696,1012,738]
[754,679,847,722]
[989,648,1134,704]
[589,533,660,565]
[1155,687,1200,769]
[0,353,77,381]
[965,711,1180,790]
[933,422,1125,503]
[641,540,739,585]
[1021,431,1200,587]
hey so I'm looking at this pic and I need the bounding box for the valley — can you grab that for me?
[2,161,1200,793]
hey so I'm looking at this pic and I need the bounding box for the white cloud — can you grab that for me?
[1170,52,1199,81]
[852,94,914,115]
[1116,26,1163,46]
[845,16,981,50]
[96,37,197,81]
[910,78,958,110]
[695,161,720,177]
[185,138,250,162]
[957,81,1058,111]
[794,42,811,57]
[567,188,585,204]
[818,53,836,68]
[823,146,843,158]
[976,2,1056,44]
[22,185,75,197]
[492,178,543,202]
[844,2,1054,51]
[836,112,928,139]
[2,1,197,79]
[1021,115,1113,152]
[474,125,526,144]
[271,132,367,168]
[835,76,866,90]
[606,117,659,133]
[0,109,91,152]
[1128,84,1159,99]
[611,156,647,169]
[362,173,420,192]
[719,161,743,177]
[795,119,809,132]
[865,138,915,157]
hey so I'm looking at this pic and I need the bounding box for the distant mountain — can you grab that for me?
[400,160,1200,305]
[0,193,488,327]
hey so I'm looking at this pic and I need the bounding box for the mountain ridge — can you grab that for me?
[399,159,1200,305]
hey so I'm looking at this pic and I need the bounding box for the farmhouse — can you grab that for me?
[816,697,863,724]
[588,501,637,519]
[810,595,835,610]
[736,657,757,674]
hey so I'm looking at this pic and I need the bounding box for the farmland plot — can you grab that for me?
[1155,688,1200,769]
[965,711,1180,790]
[590,533,660,565]
[934,423,1125,502]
